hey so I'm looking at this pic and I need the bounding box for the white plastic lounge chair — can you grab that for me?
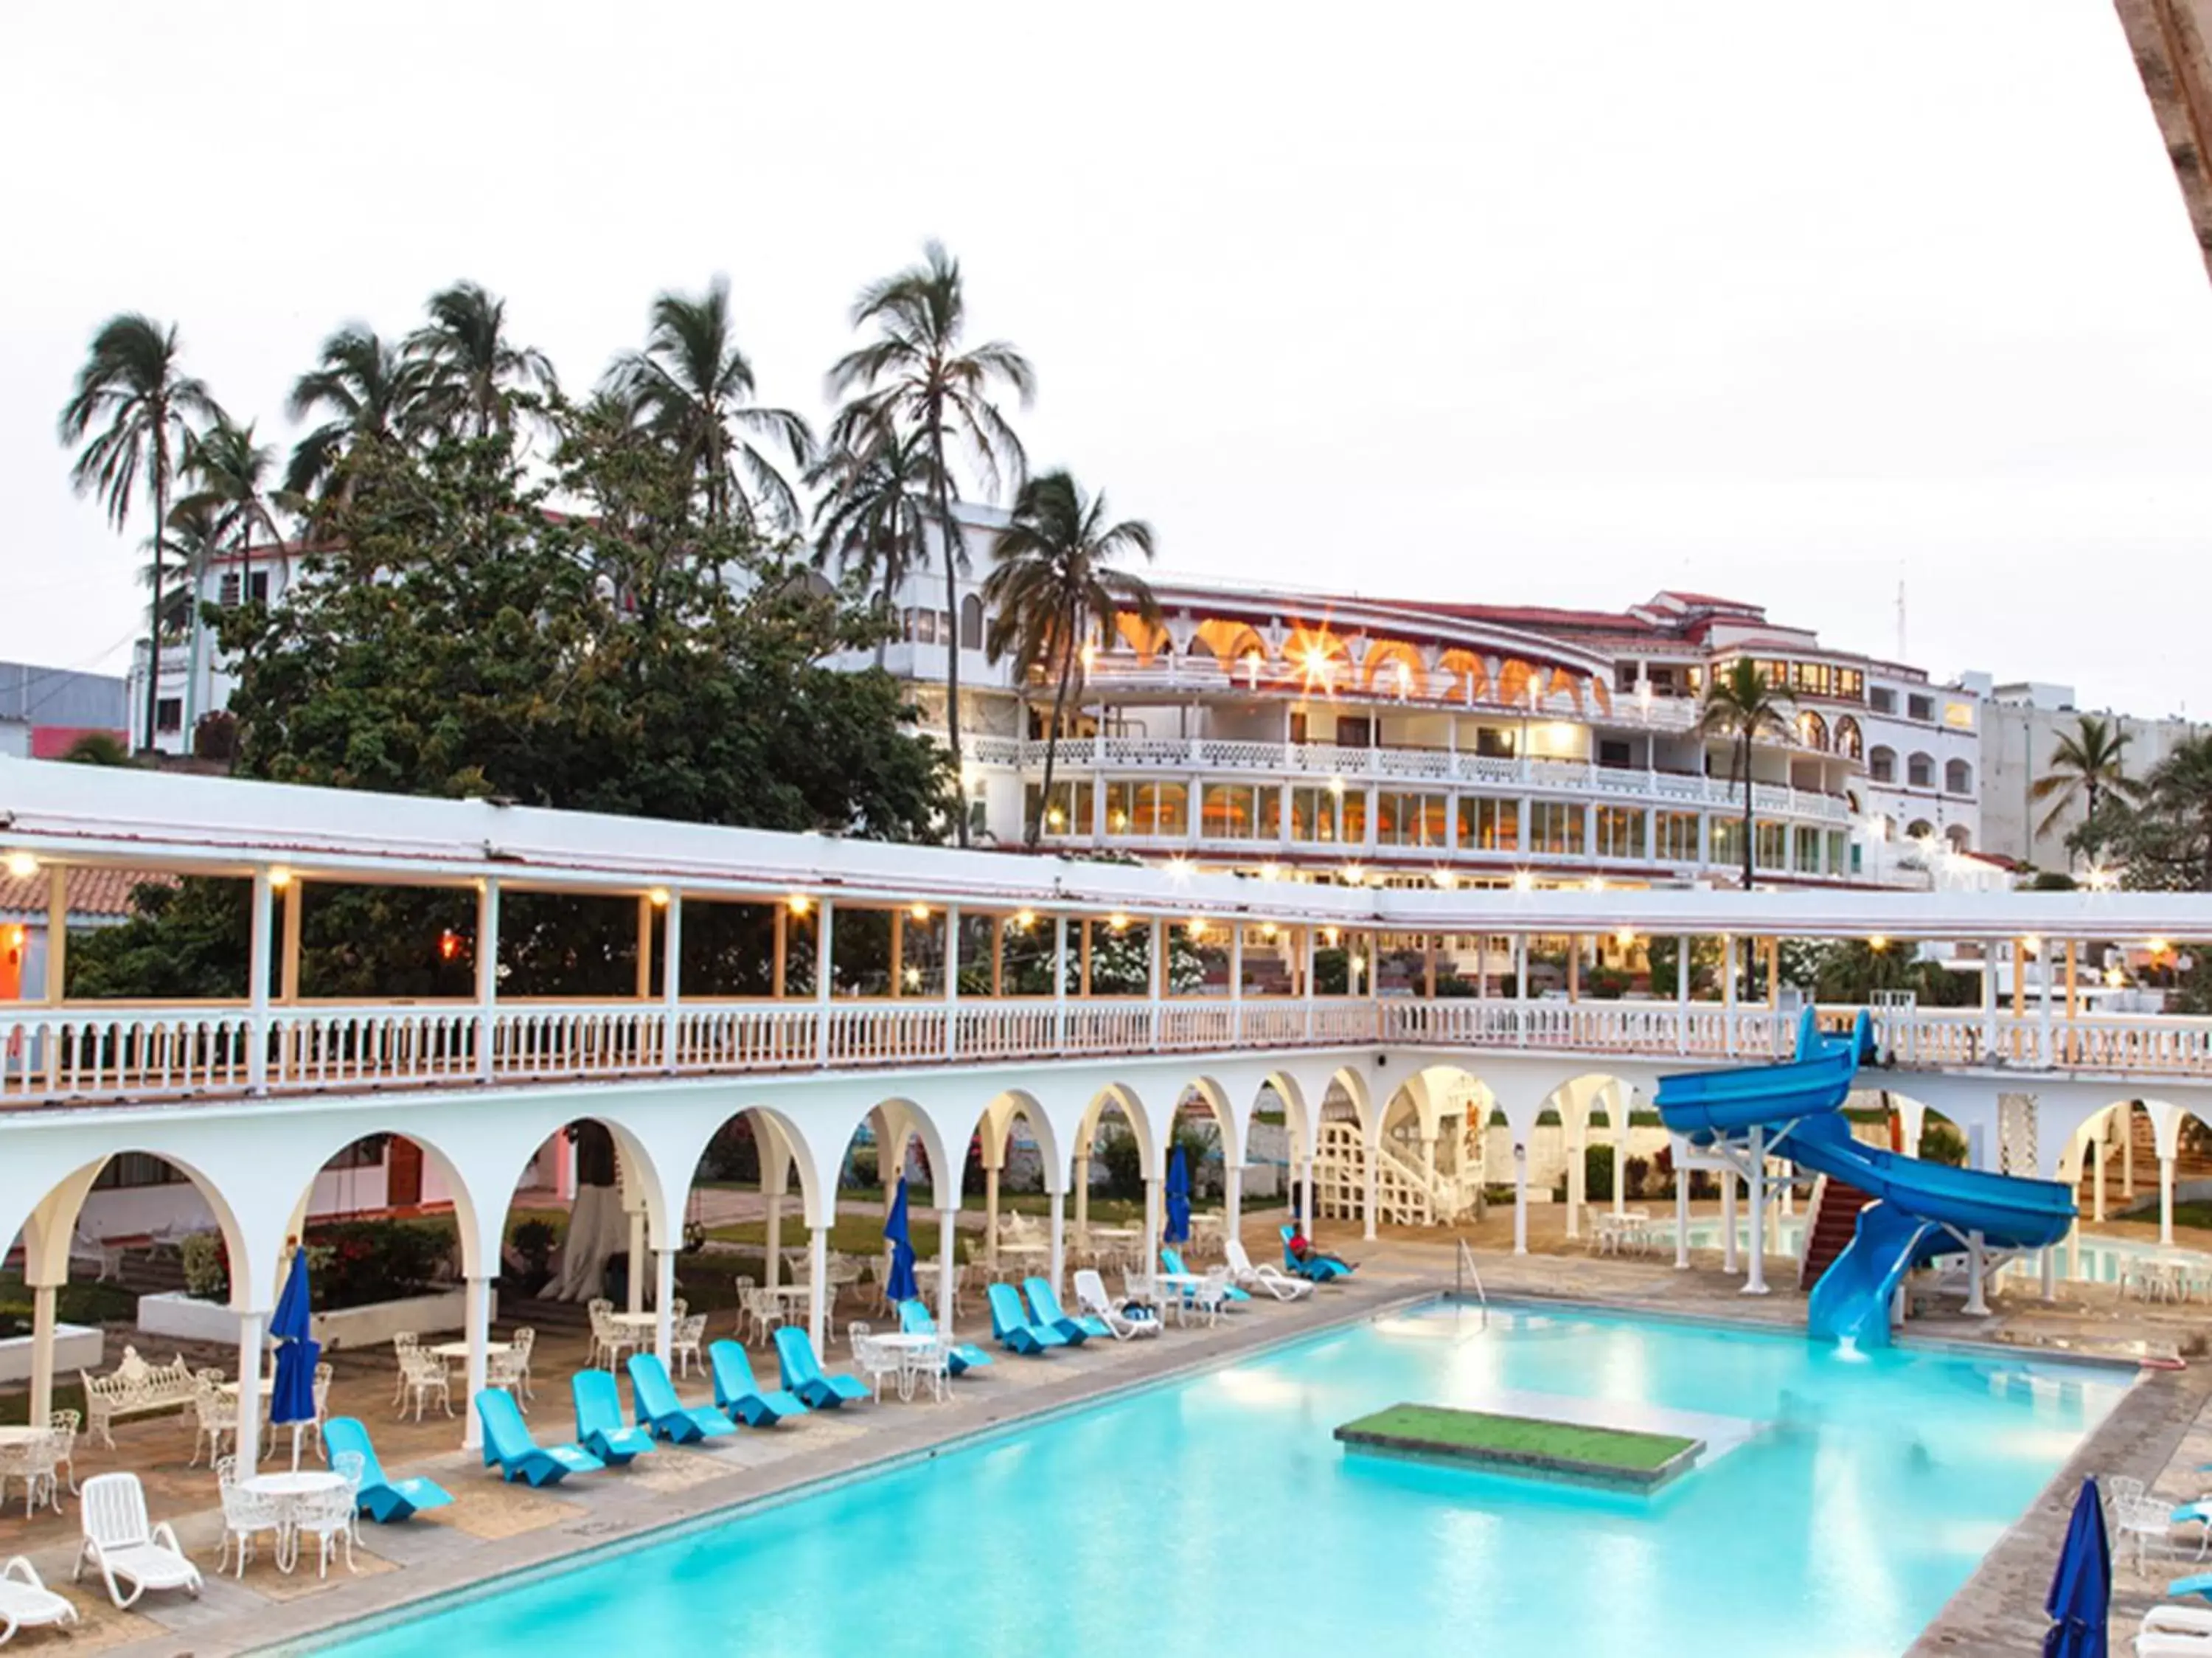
[76,1473,202,1609]
[2140,1632,2212,1657]
[1074,1269,1160,1339]
[1225,1238,1313,1301]
[2146,1606,2212,1638]
[0,1556,80,1645]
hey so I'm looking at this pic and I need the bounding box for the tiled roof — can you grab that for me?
[0,867,175,920]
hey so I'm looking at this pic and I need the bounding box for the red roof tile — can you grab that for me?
[0,867,176,920]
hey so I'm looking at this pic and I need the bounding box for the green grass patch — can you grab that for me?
[1335,1404,1700,1488]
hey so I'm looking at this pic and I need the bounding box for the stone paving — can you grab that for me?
[3,1214,2205,1655]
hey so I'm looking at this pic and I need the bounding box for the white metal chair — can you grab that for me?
[189,1373,237,1468]
[292,1482,358,1579]
[510,1325,538,1400]
[902,1336,951,1403]
[670,1312,708,1378]
[2115,1487,2177,1572]
[75,1473,202,1609]
[0,1431,62,1520]
[0,1556,80,1645]
[391,1332,420,1407]
[847,1325,905,1402]
[397,1348,452,1421]
[46,1409,80,1496]
[214,1456,282,1580]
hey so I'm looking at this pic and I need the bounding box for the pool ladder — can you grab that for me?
[1455,1239,1489,1329]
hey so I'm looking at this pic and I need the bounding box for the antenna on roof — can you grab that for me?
[1896,575,1907,664]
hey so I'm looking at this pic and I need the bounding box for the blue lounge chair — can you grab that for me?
[1023,1277,1110,1344]
[626,1353,737,1443]
[321,1417,453,1523]
[987,1281,1067,1354]
[1281,1224,1353,1283]
[773,1325,870,1408]
[708,1339,807,1426]
[572,1370,657,1464]
[475,1390,604,1487]
[898,1300,992,1375]
[1162,1246,1249,1303]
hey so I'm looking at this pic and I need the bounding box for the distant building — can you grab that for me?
[1977,679,2210,872]
[0,660,127,760]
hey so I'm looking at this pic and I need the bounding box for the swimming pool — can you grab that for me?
[1662,1213,2208,1286]
[316,1305,2126,1658]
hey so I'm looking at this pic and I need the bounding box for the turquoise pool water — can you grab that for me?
[1663,1213,2207,1286]
[319,1305,2126,1658]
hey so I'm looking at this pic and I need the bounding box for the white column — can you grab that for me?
[1612,1092,1628,1220]
[984,1162,1001,1279]
[1979,945,1996,1060]
[1048,1187,1065,1294]
[2039,1245,2056,1303]
[1074,1152,1090,1229]
[1051,915,1069,1050]
[627,1209,647,1315]
[247,867,274,1092]
[1722,935,1739,1054]
[943,903,960,1061]
[1675,935,1691,1054]
[2093,1131,2107,1222]
[2038,948,2055,1066]
[1565,1125,1584,1241]
[1298,1157,1315,1235]
[2161,1154,2177,1246]
[2065,1218,2081,1283]
[808,1224,830,1352]
[1962,1232,1989,1316]
[1674,1151,1691,1269]
[1225,1162,1243,1249]
[764,1189,782,1290]
[2124,1106,2137,1197]
[1144,1175,1162,1264]
[27,1283,58,1424]
[234,1311,266,1467]
[813,897,835,1066]
[936,1207,958,1335]
[654,1249,676,1363]
[462,1275,490,1447]
[1721,1168,1739,1274]
[1362,1143,1379,1242]
[475,878,501,1083]
[1512,1143,1528,1255]
[660,893,683,1067]
[1742,1127,1769,1294]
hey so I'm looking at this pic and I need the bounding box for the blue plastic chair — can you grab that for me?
[1281,1224,1352,1282]
[572,1370,656,1464]
[321,1416,453,1522]
[773,1325,869,1408]
[709,1339,807,1426]
[898,1300,992,1374]
[987,1281,1066,1354]
[476,1389,604,1487]
[626,1353,737,1443]
[1023,1277,1110,1344]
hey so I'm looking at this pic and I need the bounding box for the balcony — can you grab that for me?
[992,735,1853,824]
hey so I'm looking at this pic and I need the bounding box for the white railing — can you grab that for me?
[9,993,2212,1108]
[1023,737,1853,824]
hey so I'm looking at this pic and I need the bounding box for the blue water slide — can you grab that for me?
[1654,1008,2076,1345]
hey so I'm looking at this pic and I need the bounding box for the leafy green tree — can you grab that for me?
[404,281,554,440]
[1698,659,1791,890]
[285,325,418,516]
[56,313,220,747]
[2031,714,2140,861]
[175,416,284,725]
[828,243,1035,842]
[608,277,812,533]
[809,426,938,661]
[60,732,133,766]
[982,471,1158,847]
[2087,733,2212,892]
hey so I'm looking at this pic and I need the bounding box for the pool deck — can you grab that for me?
[10,1216,2202,1657]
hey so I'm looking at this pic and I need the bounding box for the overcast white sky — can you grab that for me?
[6,1,2211,715]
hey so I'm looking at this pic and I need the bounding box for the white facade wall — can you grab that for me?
[1978,684,2211,871]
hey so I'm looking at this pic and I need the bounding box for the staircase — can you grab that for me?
[1798,1173,1875,1291]
[1312,1121,1484,1228]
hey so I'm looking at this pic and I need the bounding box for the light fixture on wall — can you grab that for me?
[648,887,671,909]
[787,893,813,917]
[3,851,38,880]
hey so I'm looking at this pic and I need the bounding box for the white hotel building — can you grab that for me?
[847,512,1986,890]
[128,515,1985,889]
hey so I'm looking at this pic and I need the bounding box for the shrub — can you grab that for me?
[181,1231,229,1300]
[1919,1123,1968,1168]
[1624,1155,1651,1199]
[1651,1144,1675,1198]
[1098,1126,1144,1199]
[1584,1143,1615,1202]
[698,1118,759,1184]
[844,1148,879,1190]
[509,1220,559,1292]
[305,1221,451,1310]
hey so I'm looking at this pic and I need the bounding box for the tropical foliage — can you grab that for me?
[2030,714,2140,859]
[983,471,1159,847]
[1698,659,1792,889]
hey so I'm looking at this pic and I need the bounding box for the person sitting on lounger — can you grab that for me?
[1287,1224,1351,1275]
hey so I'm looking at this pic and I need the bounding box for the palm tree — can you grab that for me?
[285,325,417,513]
[137,501,222,641]
[1698,659,1792,889]
[828,242,1035,842]
[2137,734,2212,890]
[404,281,554,440]
[984,471,1159,848]
[57,313,219,749]
[2030,714,2142,856]
[175,417,285,727]
[808,426,939,659]
[608,277,812,533]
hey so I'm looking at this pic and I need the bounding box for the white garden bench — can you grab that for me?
[80,1348,197,1449]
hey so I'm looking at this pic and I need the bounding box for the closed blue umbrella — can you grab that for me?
[1164,1145,1192,1245]
[883,1176,920,1305]
[2043,1477,2110,1658]
[268,1246,321,1469]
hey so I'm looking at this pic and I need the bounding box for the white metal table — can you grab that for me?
[238,1469,349,1573]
